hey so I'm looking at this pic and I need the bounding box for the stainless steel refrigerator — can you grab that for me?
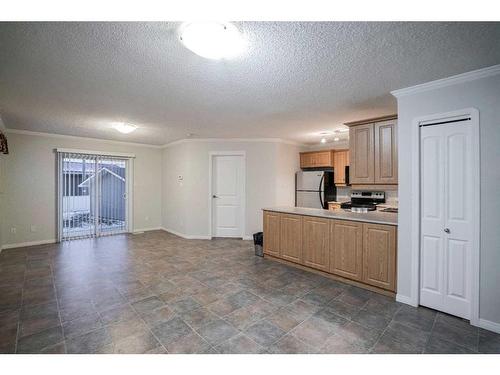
[295,171,336,209]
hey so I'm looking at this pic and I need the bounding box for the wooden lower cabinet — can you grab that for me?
[263,211,397,294]
[329,220,363,281]
[263,211,280,257]
[362,223,396,291]
[280,214,302,263]
[302,216,330,272]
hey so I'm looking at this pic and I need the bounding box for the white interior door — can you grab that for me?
[420,120,474,319]
[212,154,244,238]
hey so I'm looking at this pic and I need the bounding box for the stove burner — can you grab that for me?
[341,190,386,213]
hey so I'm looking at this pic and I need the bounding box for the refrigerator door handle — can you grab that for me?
[319,175,324,208]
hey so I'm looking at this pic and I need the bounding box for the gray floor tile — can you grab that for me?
[107,317,151,342]
[383,320,431,349]
[321,334,367,353]
[152,316,194,346]
[169,297,202,314]
[424,335,477,354]
[352,309,392,330]
[197,319,239,346]
[131,296,165,314]
[113,332,161,354]
[335,321,382,350]
[62,312,102,338]
[244,319,286,347]
[226,290,261,309]
[312,307,349,329]
[371,333,423,354]
[141,305,175,327]
[479,330,500,353]
[17,326,64,353]
[290,318,335,348]
[216,333,265,354]
[326,300,361,320]
[164,332,212,354]
[65,327,112,354]
[5,232,500,354]
[99,304,138,325]
[431,319,478,351]
[393,305,436,332]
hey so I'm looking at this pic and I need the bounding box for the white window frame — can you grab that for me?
[56,148,135,241]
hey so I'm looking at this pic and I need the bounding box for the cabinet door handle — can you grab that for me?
[444,228,450,234]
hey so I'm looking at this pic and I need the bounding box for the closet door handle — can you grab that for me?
[444,228,450,234]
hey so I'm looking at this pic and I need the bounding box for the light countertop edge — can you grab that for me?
[263,206,398,226]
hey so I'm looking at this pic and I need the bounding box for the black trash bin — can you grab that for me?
[253,232,263,257]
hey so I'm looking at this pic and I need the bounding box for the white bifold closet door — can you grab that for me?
[419,120,474,319]
[57,151,128,241]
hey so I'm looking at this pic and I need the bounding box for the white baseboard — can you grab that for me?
[161,227,212,240]
[477,318,500,334]
[132,227,162,234]
[396,294,417,306]
[1,239,57,251]
[242,235,253,241]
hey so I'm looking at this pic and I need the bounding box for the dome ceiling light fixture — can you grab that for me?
[113,122,137,134]
[179,22,247,60]
[318,131,332,144]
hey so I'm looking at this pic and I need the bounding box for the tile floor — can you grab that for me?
[1,230,499,354]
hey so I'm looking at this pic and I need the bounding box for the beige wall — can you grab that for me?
[161,140,303,239]
[1,132,163,247]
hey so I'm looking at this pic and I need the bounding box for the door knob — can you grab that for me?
[212,195,219,198]
[444,228,450,234]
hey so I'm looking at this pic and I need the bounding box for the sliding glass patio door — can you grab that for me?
[57,151,130,241]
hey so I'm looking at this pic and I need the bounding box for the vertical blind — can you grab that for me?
[57,150,132,241]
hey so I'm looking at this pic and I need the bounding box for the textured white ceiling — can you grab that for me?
[0,22,499,145]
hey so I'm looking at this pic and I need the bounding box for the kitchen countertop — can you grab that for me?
[263,206,398,226]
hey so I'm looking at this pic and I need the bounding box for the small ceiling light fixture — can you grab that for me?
[113,122,137,134]
[179,22,247,60]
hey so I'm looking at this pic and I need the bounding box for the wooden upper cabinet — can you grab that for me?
[333,150,349,185]
[302,216,330,271]
[346,115,398,185]
[349,124,375,184]
[280,214,302,264]
[329,220,363,281]
[263,211,280,257]
[374,120,398,184]
[300,150,334,169]
[362,223,396,291]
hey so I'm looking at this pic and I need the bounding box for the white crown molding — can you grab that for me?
[5,128,307,149]
[162,137,306,148]
[391,64,500,98]
[5,129,164,148]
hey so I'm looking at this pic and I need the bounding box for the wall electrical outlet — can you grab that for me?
[30,225,37,233]
[10,227,16,234]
